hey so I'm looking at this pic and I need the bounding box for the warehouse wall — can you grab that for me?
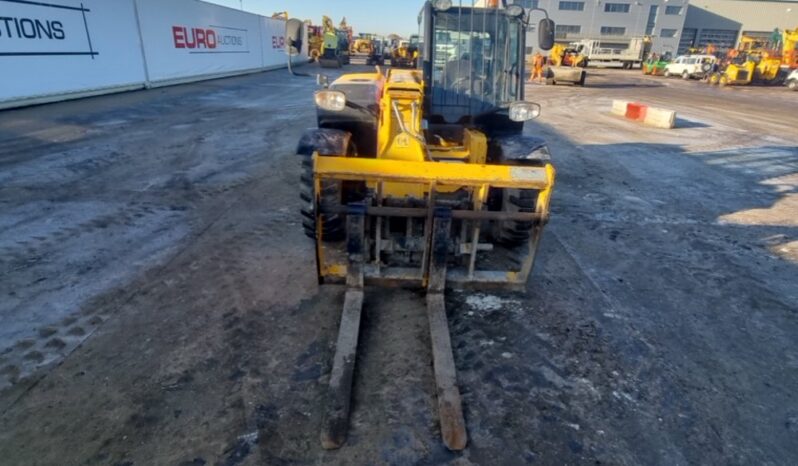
[0,0,307,109]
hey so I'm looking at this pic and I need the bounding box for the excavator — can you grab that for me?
[545,43,587,86]
[287,0,557,452]
[319,16,351,68]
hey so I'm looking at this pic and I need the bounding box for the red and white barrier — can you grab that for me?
[611,100,676,129]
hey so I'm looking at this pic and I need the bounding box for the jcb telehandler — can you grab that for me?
[288,0,556,451]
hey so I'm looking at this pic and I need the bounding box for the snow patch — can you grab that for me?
[465,294,521,313]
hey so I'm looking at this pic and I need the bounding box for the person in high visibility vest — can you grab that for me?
[529,52,544,83]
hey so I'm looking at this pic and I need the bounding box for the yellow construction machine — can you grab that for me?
[290,0,557,452]
[351,33,376,54]
[709,27,798,86]
[783,28,798,69]
[545,43,587,86]
[319,16,351,68]
[392,35,420,68]
[712,52,783,86]
[306,22,324,62]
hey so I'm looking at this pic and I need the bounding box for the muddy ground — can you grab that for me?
[1,65,797,465]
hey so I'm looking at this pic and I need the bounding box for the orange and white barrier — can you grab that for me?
[611,100,676,129]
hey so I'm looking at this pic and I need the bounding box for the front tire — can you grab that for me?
[788,79,798,90]
[682,71,690,80]
[664,70,672,78]
[493,189,539,247]
[300,158,345,241]
[297,133,358,242]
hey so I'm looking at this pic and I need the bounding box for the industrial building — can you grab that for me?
[680,0,798,53]
[519,0,688,55]
[516,0,797,55]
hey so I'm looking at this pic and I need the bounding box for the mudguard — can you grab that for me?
[297,128,352,156]
[490,134,552,166]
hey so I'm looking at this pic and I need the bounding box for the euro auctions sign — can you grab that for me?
[0,0,98,57]
[172,24,250,54]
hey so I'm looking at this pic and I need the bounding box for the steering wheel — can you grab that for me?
[450,77,472,95]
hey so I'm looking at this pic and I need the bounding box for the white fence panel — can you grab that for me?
[0,0,146,106]
[135,0,266,85]
[0,0,305,108]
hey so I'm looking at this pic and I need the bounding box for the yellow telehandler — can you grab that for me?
[289,0,557,452]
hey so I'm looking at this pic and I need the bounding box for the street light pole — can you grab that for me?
[239,0,243,10]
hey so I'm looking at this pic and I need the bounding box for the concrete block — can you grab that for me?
[611,99,629,116]
[611,100,676,129]
[643,107,677,129]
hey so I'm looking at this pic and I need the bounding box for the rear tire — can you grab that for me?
[788,79,798,90]
[682,71,690,80]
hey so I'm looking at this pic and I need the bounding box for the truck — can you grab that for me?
[568,37,651,69]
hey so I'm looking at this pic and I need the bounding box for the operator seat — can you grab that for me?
[444,57,472,87]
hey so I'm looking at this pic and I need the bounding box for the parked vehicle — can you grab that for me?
[663,55,717,79]
[365,38,387,66]
[642,53,672,76]
[569,37,651,69]
[787,69,798,90]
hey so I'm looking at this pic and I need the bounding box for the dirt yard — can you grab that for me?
[1,65,797,465]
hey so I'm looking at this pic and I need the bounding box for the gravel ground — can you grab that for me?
[0,64,796,465]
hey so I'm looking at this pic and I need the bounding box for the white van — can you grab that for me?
[663,55,718,79]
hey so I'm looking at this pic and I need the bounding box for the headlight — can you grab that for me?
[505,4,525,17]
[433,0,452,11]
[509,102,541,122]
[314,90,346,112]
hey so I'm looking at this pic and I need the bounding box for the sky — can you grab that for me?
[203,0,425,36]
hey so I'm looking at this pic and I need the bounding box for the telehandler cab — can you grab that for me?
[288,0,557,451]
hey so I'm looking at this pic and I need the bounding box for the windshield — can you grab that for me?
[426,8,522,123]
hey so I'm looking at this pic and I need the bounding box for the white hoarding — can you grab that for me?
[0,0,146,105]
[0,0,305,108]
[135,0,265,84]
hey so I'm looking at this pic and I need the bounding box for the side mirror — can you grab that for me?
[538,18,555,51]
[317,74,330,88]
[285,18,304,56]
